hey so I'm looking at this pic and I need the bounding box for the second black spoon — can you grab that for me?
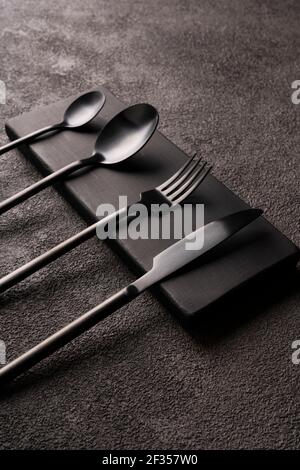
[0,103,159,215]
[0,90,106,156]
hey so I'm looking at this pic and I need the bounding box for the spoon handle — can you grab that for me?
[0,207,128,293]
[0,284,139,385]
[0,124,61,156]
[0,159,88,214]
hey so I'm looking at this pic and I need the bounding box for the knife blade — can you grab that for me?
[134,208,263,291]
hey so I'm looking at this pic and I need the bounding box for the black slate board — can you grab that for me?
[5,86,299,322]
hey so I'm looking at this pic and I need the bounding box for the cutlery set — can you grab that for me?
[0,90,263,385]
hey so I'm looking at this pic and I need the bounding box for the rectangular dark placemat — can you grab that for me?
[5,86,299,322]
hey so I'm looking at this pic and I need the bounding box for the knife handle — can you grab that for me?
[0,284,139,385]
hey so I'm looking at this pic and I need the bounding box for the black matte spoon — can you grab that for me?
[0,90,106,156]
[0,104,159,214]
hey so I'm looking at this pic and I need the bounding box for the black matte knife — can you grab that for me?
[0,208,262,385]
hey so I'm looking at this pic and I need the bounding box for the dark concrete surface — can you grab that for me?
[0,0,299,450]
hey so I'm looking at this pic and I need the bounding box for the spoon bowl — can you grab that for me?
[94,103,159,164]
[63,91,106,129]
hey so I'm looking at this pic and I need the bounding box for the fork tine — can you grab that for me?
[172,164,212,204]
[162,155,203,196]
[164,158,206,197]
[158,153,200,191]
[167,161,207,199]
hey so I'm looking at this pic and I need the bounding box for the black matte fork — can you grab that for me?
[0,155,212,293]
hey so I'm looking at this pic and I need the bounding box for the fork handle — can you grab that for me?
[0,207,128,293]
[0,159,89,214]
[0,284,139,385]
[0,124,61,156]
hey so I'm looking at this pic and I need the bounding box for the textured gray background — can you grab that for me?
[0,0,299,450]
